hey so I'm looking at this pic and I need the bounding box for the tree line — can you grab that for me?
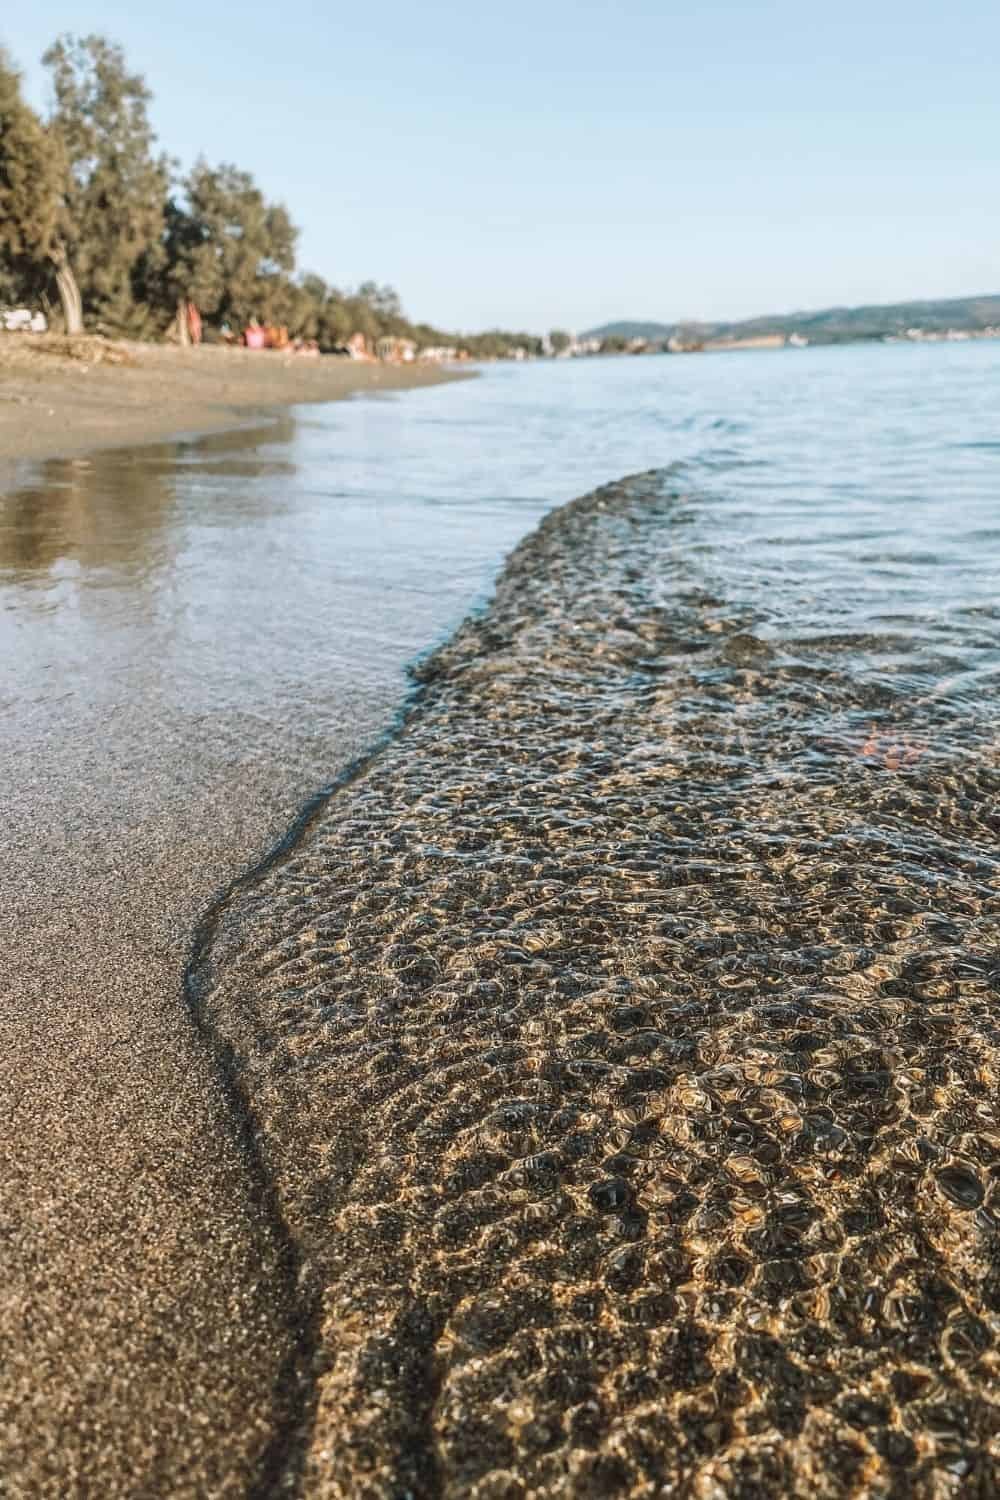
[0,34,542,357]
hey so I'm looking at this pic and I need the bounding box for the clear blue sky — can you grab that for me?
[6,2,999,333]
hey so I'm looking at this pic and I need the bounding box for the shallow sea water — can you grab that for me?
[3,339,1000,1498]
[189,344,1000,1496]
[3,338,999,857]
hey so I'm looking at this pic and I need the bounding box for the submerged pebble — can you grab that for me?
[936,1164,985,1210]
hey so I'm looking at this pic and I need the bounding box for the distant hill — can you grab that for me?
[583,320,676,342]
[585,294,1000,345]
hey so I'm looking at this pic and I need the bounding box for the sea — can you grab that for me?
[3,338,998,893]
[165,335,1000,1493]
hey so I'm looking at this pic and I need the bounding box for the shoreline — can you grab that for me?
[5,345,998,1494]
[0,335,469,477]
[0,362,475,1498]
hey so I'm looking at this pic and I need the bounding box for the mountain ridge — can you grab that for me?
[584,293,1000,344]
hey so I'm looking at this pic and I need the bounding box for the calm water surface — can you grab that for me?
[171,340,1000,1494]
[2,338,999,913]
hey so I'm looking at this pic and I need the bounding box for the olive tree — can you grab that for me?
[163,160,297,329]
[0,50,75,325]
[43,34,168,333]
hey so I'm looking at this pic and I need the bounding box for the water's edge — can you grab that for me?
[187,464,1000,1496]
[180,472,658,1492]
[184,738,429,1494]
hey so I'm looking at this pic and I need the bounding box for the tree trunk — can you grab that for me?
[176,297,190,347]
[50,244,84,335]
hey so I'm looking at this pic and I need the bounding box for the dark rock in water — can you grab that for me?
[839,1395,889,1430]
[197,472,1000,1497]
[589,1177,631,1213]
[936,1164,985,1209]
[720,630,775,666]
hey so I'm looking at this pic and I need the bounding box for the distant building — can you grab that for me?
[667,333,703,353]
[1,308,47,333]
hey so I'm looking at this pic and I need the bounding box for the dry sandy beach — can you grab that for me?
[0,334,465,474]
[0,344,464,1499]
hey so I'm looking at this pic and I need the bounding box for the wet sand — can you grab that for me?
[201,473,1000,1496]
[2,845,307,1496]
[0,398,480,1495]
[1,567,400,1488]
[0,334,465,475]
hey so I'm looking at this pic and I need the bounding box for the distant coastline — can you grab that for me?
[577,291,1000,356]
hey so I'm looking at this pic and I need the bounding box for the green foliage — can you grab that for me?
[2,31,539,353]
[163,159,297,326]
[357,281,402,324]
[43,33,168,332]
[460,329,544,359]
[0,49,65,298]
[549,328,571,353]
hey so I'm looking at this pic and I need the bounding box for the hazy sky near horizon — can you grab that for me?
[7,1,999,332]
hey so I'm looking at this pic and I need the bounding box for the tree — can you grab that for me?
[163,160,297,330]
[43,34,168,333]
[6,33,548,356]
[358,280,403,324]
[0,49,73,324]
[549,329,572,354]
[291,274,356,347]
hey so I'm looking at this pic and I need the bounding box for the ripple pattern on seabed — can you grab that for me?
[197,471,1000,1499]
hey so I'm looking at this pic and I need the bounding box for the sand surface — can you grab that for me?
[0,351,466,1498]
[0,334,464,476]
[2,722,396,1498]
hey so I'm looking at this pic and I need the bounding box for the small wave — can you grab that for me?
[196,469,1000,1495]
